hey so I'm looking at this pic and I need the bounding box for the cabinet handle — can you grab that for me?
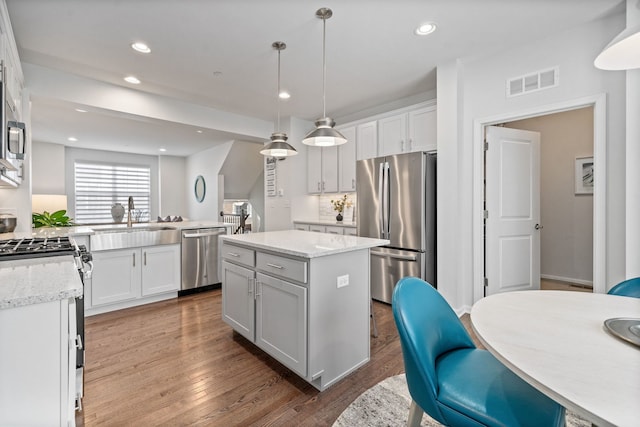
[322,181,325,191]
[317,182,321,191]
[266,263,284,269]
[227,252,240,257]
[255,281,261,298]
[75,334,83,350]
[408,138,412,151]
[248,277,254,296]
[352,178,355,189]
[133,252,135,267]
[144,252,147,265]
[400,139,405,151]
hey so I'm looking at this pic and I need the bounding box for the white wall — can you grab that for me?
[31,141,65,194]
[263,116,317,231]
[185,142,233,220]
[437,11,627,310]
[158,155,186,218]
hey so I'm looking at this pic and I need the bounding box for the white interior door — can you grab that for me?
[486,126,541,295]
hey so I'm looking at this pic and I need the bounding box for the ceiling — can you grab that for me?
[6,0,622,157]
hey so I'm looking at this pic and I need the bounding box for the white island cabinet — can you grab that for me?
[220,230,388,391]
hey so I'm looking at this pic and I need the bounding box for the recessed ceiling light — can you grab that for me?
[124,76,141,84]
[279,91,291,100]
[68,137,78,142]
[213,71,223,77]
[75,108,87,113]
[159,148,167,152]
[415,22,437,36]
[196,130,203,133]
[131,42,151,54]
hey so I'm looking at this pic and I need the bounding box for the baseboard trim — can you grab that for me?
[541,274,593,288]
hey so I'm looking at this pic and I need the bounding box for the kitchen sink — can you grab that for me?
[90,226,180,251]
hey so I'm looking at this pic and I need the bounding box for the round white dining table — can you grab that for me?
[471,290,640,427]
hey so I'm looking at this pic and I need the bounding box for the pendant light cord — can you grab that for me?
[277,46,281,132]
[322,15,327,118]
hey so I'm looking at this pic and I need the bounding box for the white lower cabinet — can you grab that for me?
[222,260,255,341]
[255,272,307,377]
[293,221,356,236]
[0,298,77,426]
[91,244,180,308]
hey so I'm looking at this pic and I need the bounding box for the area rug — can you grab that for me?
[333,374,591,427]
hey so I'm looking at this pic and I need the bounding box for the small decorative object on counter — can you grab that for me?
[111,203,125,223]
[331,194,352,223]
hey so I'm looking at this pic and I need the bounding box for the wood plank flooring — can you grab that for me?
[81,280,587,426]
[82,290,413,426]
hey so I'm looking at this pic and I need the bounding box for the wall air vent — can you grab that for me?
[507,67,559,98]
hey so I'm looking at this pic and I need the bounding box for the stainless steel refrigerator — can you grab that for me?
[357,151,436,303]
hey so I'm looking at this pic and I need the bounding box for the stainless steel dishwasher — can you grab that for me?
[181,227,227,294]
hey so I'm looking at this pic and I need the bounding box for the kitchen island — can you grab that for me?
[220,230,388,391]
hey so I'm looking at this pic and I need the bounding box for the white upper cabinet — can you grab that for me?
[378,113,407,157]
[338,126,356,192]
[408,105,437,153]
[356,121,378,160]
[307,146,338,194]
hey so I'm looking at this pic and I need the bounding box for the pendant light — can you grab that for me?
[302,7,347,147]
[594,24,640,70]
[261,41,298,158]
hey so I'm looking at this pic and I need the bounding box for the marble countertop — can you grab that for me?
[0,255,83,309]
[221,230,388,259]
[294,219,356,227]
[0,221,231,240]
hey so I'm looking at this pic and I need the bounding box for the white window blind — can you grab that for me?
[74,161,151,224]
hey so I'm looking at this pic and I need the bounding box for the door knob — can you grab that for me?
[535,224,543,230]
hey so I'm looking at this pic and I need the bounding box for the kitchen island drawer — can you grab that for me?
[222,242,255,267]
[256,252,308,284]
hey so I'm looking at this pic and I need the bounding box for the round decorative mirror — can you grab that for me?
[194,175,206,203]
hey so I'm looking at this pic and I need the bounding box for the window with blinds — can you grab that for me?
[74,161,151,224]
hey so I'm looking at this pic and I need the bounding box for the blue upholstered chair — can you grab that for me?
[392,277,566,427]
[607,277,640,298]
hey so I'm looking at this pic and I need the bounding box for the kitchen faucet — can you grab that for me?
[127,196,135,227]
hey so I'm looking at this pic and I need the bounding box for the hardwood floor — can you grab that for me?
[81,290,408,426]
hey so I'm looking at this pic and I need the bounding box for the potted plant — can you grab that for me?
[32,210,74,228]
[330,194,352,223]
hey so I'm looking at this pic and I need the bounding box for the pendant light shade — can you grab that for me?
[594,24,640,70]
[261,41,297,157]
[303,7,347,147]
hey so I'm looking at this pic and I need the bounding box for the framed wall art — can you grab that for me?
[575,156,594,195]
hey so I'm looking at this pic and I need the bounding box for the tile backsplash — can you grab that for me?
[319,193,356,222]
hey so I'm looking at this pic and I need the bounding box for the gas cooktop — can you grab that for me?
[0,237,78,260]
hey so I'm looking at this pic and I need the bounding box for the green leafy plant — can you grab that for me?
[32,210,74,228]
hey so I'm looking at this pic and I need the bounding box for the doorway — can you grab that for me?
[473,94,607,301]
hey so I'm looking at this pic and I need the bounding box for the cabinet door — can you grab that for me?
[408,105,437,152]
[255,273,307,377]
[378,113,407,156]
[357,121,378,160]
[322,146,339,193]
[344,227,357,236]
[338,126,357,192]
[307,147,322,193]
[91,249,140,306]
[308,224,325,233]
[222,261,256,341]
[142,244,181,296]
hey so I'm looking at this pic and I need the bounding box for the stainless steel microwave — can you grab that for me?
[0,60,25,187]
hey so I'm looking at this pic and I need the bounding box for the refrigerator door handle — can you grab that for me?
[371,252,418,262]
[378,161,385,238]
[382,161,390,239]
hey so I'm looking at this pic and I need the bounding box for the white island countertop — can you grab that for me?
[0,256,83,309]
[220,230,388,258]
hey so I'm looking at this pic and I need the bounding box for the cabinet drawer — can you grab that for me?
[257,252,308,284]
[324,226,344,235]
[222,243,255,267]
